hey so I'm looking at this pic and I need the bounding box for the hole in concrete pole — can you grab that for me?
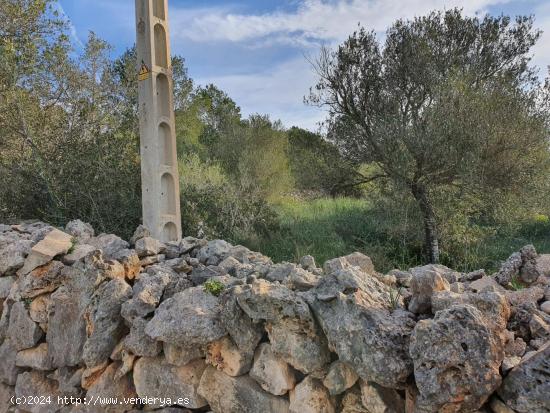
[156,73,170,119]
[154,24,168,68]
[153,0,165,20]
[160,173,176,215]
[158,122,173,166]
[162,222,178,242]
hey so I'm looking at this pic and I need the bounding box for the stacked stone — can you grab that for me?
[0,220,549,413]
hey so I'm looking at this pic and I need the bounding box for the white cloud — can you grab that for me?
[195,57,326,130]
[172,0,513,46]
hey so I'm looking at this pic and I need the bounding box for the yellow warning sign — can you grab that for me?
[138,63,150,81]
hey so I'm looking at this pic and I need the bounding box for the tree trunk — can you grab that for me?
[411,184,440,264]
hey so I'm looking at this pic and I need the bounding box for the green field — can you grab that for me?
[249,197,550,274]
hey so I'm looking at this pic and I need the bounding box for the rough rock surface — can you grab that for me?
[198,365,290,413]
[498,342,550,413]
[410,304,505,412]
[249,343,296,396]
[134,357,207,409]
[306,268,416,388]
[0,221,548,413]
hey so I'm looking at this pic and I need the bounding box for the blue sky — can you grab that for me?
[59,0,550,130]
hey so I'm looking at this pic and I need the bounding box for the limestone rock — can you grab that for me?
[65,220,94,243]
[250,343,296,396]
[134,357,207,409]
[7,301,43,350]
[498,341,550,413]
[236,279,330,374]
[145,286,226,346]
[15,371,61,413]
[536,254,550,278]
[410,304,504,412]
[306,268,416,388]
[16,343,53,370]
[286,266,321,291]
[164,342,204,366]
[28,294,51,324]
[197,240,232,265]
[206,336,253,377]
[130,225,150,245]
[198,365,290,413]
[469,276,505,293]
[18,229,72,276]
[0,276,15,302]
[431,290,510,333]
[48,367,83,398]
[87,234,129,261]
[135,236,165,257]
[408,265,450,314]
[121,272,170,322]
[340,386,369,413]
[323,252,374,275]
[122,317,161,357]
[389,269,412,288]
[0,339,21,385]
[541,301,550,314]
[0,382,14,413]
[289,376,335,413]
[189,264,226,285]
[112,249,141,280]
[300,255,316,270]
[219,287,263,354]
[496,246,540,286]
[82,278,132,367]
[18,260,66,299]
[0,234,32,276]
[489,397,516,413]
[323,361,358,396]
[85,362,137,413]
[360,381,405,413]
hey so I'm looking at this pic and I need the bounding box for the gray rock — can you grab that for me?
[48,367,83,398]
[0,339,21,385]
[289,376,335,413]
[62,244,95,265]
[323,252,374,275]
[323,361,358,396]
[112,249,142,280]
[219,287,264,354]
[164,342,204,366]
[498,341,550,413]
[536,254,550,278]
[134,357,207,409]
[16,343,53,370]
[135,236,165,258]
[306,268,416,388]
[190,264,226,285]
[541,301,550,314]
[197,240,232,265]
[65,220,94,243]
[18,229,72,275]
[0,382,14,413]
[19,260,67,300]
[469,275,505,293]
[0,276,15,302]
[410,304,504,412]
[82,278,132,367]
[198,365,290,413]
[206,336,253,377]
[130,225,150,246]
[300,255,316,270]
[145,286,226,346]
[360,381,405,413]
[15,371,61,413]
[340,386,368,413]
[236,279,330,374]
[121,272,171,322]
[389,269,412,288]
[85,362,136,413]
[250,343,296,396]
[88,234,129,261]
[0,234,32,276]
[7,301,43,350]
[122,317,161,357]
[408,265,450,314]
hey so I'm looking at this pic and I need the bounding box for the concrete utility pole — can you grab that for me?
[135,0,182,242]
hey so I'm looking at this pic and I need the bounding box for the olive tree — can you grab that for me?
[309,9,549,263]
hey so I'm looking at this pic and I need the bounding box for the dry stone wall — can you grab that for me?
[0,220,549,413]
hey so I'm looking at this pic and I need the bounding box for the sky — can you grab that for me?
[58,0,550,131]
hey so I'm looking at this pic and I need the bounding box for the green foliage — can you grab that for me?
[310,9,549,263]
[389,287,403,310]
[287,127,360,196]
[204,280,225,296]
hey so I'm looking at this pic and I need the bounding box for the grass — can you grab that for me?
[245,197,550,274]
